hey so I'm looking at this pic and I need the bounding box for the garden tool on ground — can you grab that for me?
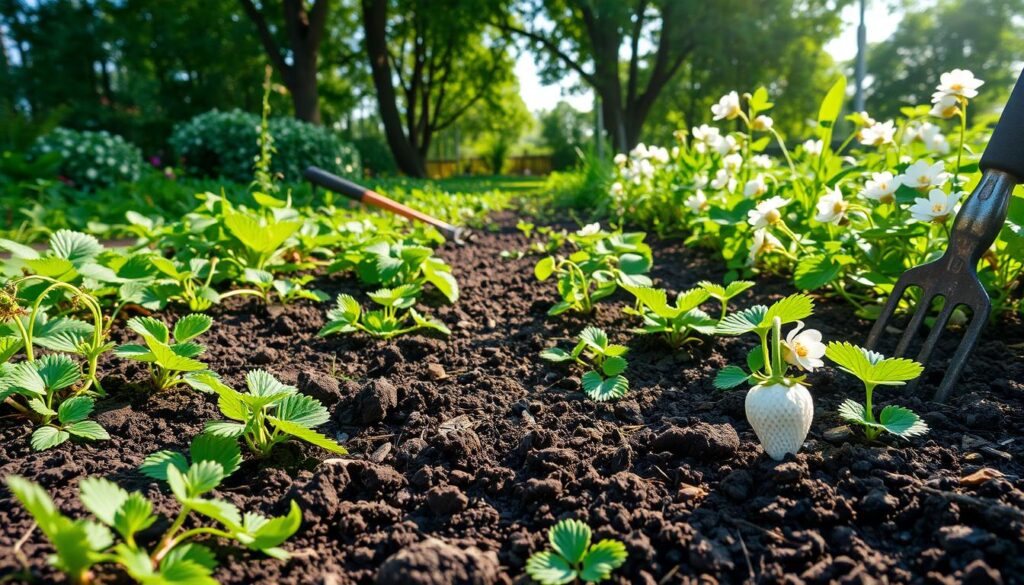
[303,166,467,244]
[866,70,1024,403]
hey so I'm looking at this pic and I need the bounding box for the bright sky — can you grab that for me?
[515,1,902,114]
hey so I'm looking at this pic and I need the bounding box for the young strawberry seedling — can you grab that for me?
[714,294,821,460]
[140,432,242,480]
[146,256,222,311]
[330,240,459,303]
[622,284,716,351]
[318,284,449,340]
[196,369,348,458]
[826,342,928,440]
[540,326,630,401]
[697,280,755,322]
[525,519,628,584]
[1,354,110,450]
[534,224,652,316]
[6,434,301,585]
[114,314,215,391]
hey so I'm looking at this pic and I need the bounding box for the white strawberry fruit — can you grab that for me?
[745,382,814,460]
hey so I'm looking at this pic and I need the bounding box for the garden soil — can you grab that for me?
[1,213,1022,584]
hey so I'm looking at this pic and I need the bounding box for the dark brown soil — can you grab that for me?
[2,212,1023,584]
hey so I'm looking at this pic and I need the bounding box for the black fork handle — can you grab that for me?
[981,69,1024,181]
[303,166,463,242]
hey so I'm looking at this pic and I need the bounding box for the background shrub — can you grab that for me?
[170,109,361,183]
[34,128,143,190]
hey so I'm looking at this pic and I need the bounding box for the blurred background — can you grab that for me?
[2,0,1023,181]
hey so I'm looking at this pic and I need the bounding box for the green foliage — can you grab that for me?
[318,285,450,340]
[525,519,628,585]
[540,327,629,402]
[198,369,347,458]
[825,342,928,441]
[6,434,301,584]
[34,128,142,191]
[621,284,715,352]
[115,314,214,391]
[535,225,652,316]
[170,109,361,183]
[330,240,459,303]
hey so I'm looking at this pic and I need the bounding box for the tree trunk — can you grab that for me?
[361,0,427,177]
[291,58,321,124]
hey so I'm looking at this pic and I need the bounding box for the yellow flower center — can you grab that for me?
[794,343,808,357]
[918,175,930,185]
[832,201,848,214]
[932,203,945,214]
[765,209,781,224]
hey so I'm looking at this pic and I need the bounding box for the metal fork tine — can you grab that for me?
[894,292,935,357]
[933,312,987,403]
[914,301,956,367]
[865,279,910,350]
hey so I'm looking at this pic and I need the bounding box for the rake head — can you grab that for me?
[865,170,1016,403]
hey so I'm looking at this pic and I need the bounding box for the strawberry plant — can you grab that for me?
[525,519,627,584]
[697,280,755,322]
[621,284,716,351]
[318,284,449,340]
[197,369,348,458]
[1,354,109,450]
[714,294,821,460]
[825,342,929,440]
[145,256,222,311]
[6,434,301,584]
[0,277,112,394]
[114,314,214,391]
[140,432,242,480]
[534,224,652,316]
[540,327,629,401]
[329,240,459,303]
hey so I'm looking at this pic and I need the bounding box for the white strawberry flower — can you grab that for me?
[631,143,648,158]
[900,160,949,191]
[613,153,627,166]
[930,93,960,119]
[814,186,848,224]
[693,173,709,189]
[685,190,709,214]
[576,222,602,237]
[782,321,826,371]
[935,69,984,100]
[712,91,742,121]
[649,146,670,164]
[748,229,783,264]
[611,182,624,196]
[753,115,774,131]
[671,146,680,158]
[710,133,738,156]
[747,196,790,229]
[751,154,773,169]
[859,120,896,147]
[710,168,735,192]
[909,189,960,223]
[920,123,950,154]
[856,111,877,127]
[802,139,823,157]
[860,171,899,204]
[743,175,768,198]
[691,124,720,143]
[723,152,743,172]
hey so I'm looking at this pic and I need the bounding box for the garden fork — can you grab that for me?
[865,70,1024,403]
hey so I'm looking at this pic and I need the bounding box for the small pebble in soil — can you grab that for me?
[426,484,469,516]
[426,363,447,380]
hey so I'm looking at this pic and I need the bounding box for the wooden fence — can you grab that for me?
[425,155,552,179]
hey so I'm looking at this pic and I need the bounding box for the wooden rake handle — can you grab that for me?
[303,166,464,242]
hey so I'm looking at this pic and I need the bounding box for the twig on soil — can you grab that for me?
[917,485,1024,521]
[727,517,794,545]
[657,564,680,585]
[735,529,757,584]
[4,522,37,581]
